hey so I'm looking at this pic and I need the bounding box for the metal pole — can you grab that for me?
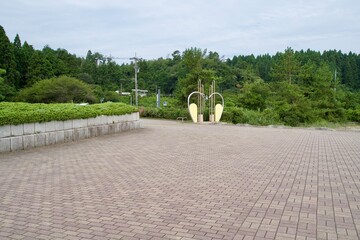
[198,79,201,114]
[130,54,140,107]
[135,64,138,107]
[157,88,161,108]
[334,69,337,92]
[213,80,215,112]
[209,86,211,116]
[202,84,204,116]
[212,82,214,114]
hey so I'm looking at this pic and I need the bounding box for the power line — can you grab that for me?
[104,55,131,60]
[80,52,143,107]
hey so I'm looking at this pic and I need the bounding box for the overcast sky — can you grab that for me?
[1,0,359,62]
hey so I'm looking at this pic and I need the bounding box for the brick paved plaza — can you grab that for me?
[1,119,360,240]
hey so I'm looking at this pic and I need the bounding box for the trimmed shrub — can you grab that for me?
[0,102,137,126]
[15,76,96,103]
[140,107,190,120]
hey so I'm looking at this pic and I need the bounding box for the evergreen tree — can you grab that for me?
[0,25,18,88]
[256,54,273,82]
[13,34,28,88]
[271,47,301,84]
[42,45,67,76]
[56,48,81,76]
[26,51,54,85]
[20,41,35,86]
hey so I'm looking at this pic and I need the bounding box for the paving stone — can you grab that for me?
[1,119,360,239]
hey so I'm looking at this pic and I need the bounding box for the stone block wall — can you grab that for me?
[0,112,141,153]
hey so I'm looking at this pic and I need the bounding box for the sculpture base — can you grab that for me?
[209,114,215,123]
[197,114,203,123]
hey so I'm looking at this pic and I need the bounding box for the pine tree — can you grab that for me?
[271,47,301,84]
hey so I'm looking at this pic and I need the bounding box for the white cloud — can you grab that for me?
[1,0,359,60]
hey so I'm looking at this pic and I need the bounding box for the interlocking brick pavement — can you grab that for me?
[1,119,360,240]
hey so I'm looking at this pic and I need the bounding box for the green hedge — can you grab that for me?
[0,102,138,126]
[140,107,190,120]
[139,106,360,127]
[141,106,282,125]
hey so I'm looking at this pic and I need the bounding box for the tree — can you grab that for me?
[309,63,345,121]
[182,47,206,73]
[342,53,359,89]
[175,48,222,105]
[15,76,96,103]
[298,60,316,87]
[271,47,301,84]
[256,54,273,82]
[239,80,270,111]
[26,51,54,85]
[175,48,206,104]
[55,48,81,76]
[42,45,67,76]
[19,41,35,87]
[175,69,217,106]
[0,68,5,100]
[310,63,335,102]
[13,34,29,88]
[0,25,18,88]
[0,68,16,101]
[269,81,315,126]
[238,64,262,83]
[171,50,181,63]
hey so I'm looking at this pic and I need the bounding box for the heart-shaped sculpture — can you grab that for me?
[189,103,198,123]
[215,103,223,123]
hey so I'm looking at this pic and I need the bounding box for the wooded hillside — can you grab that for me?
[1,25,359,126]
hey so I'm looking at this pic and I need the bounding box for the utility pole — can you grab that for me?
[130,53,140,107]
[334,69,337,92]
[157,88,161,108]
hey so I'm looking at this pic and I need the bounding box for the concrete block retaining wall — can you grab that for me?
[0,112,141,153]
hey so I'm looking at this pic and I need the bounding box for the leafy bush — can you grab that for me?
[218,107,281,125]
[231,107,247,124]
[104,91,121,102]
[15,76,96,103]
[347,109,360,122]
[138,95,178,108]
[221,107,235,123]
[321,108,347,122]
[0,102,138,126]
[277,102,318,127]
[141,104,359,127]
[140,107,190,120]
[240,81,270,111]
[0,68,16,101]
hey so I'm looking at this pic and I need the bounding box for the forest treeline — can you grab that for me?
[1,25,360,126]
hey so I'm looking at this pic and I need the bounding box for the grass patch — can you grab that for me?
[300,120,360,129]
